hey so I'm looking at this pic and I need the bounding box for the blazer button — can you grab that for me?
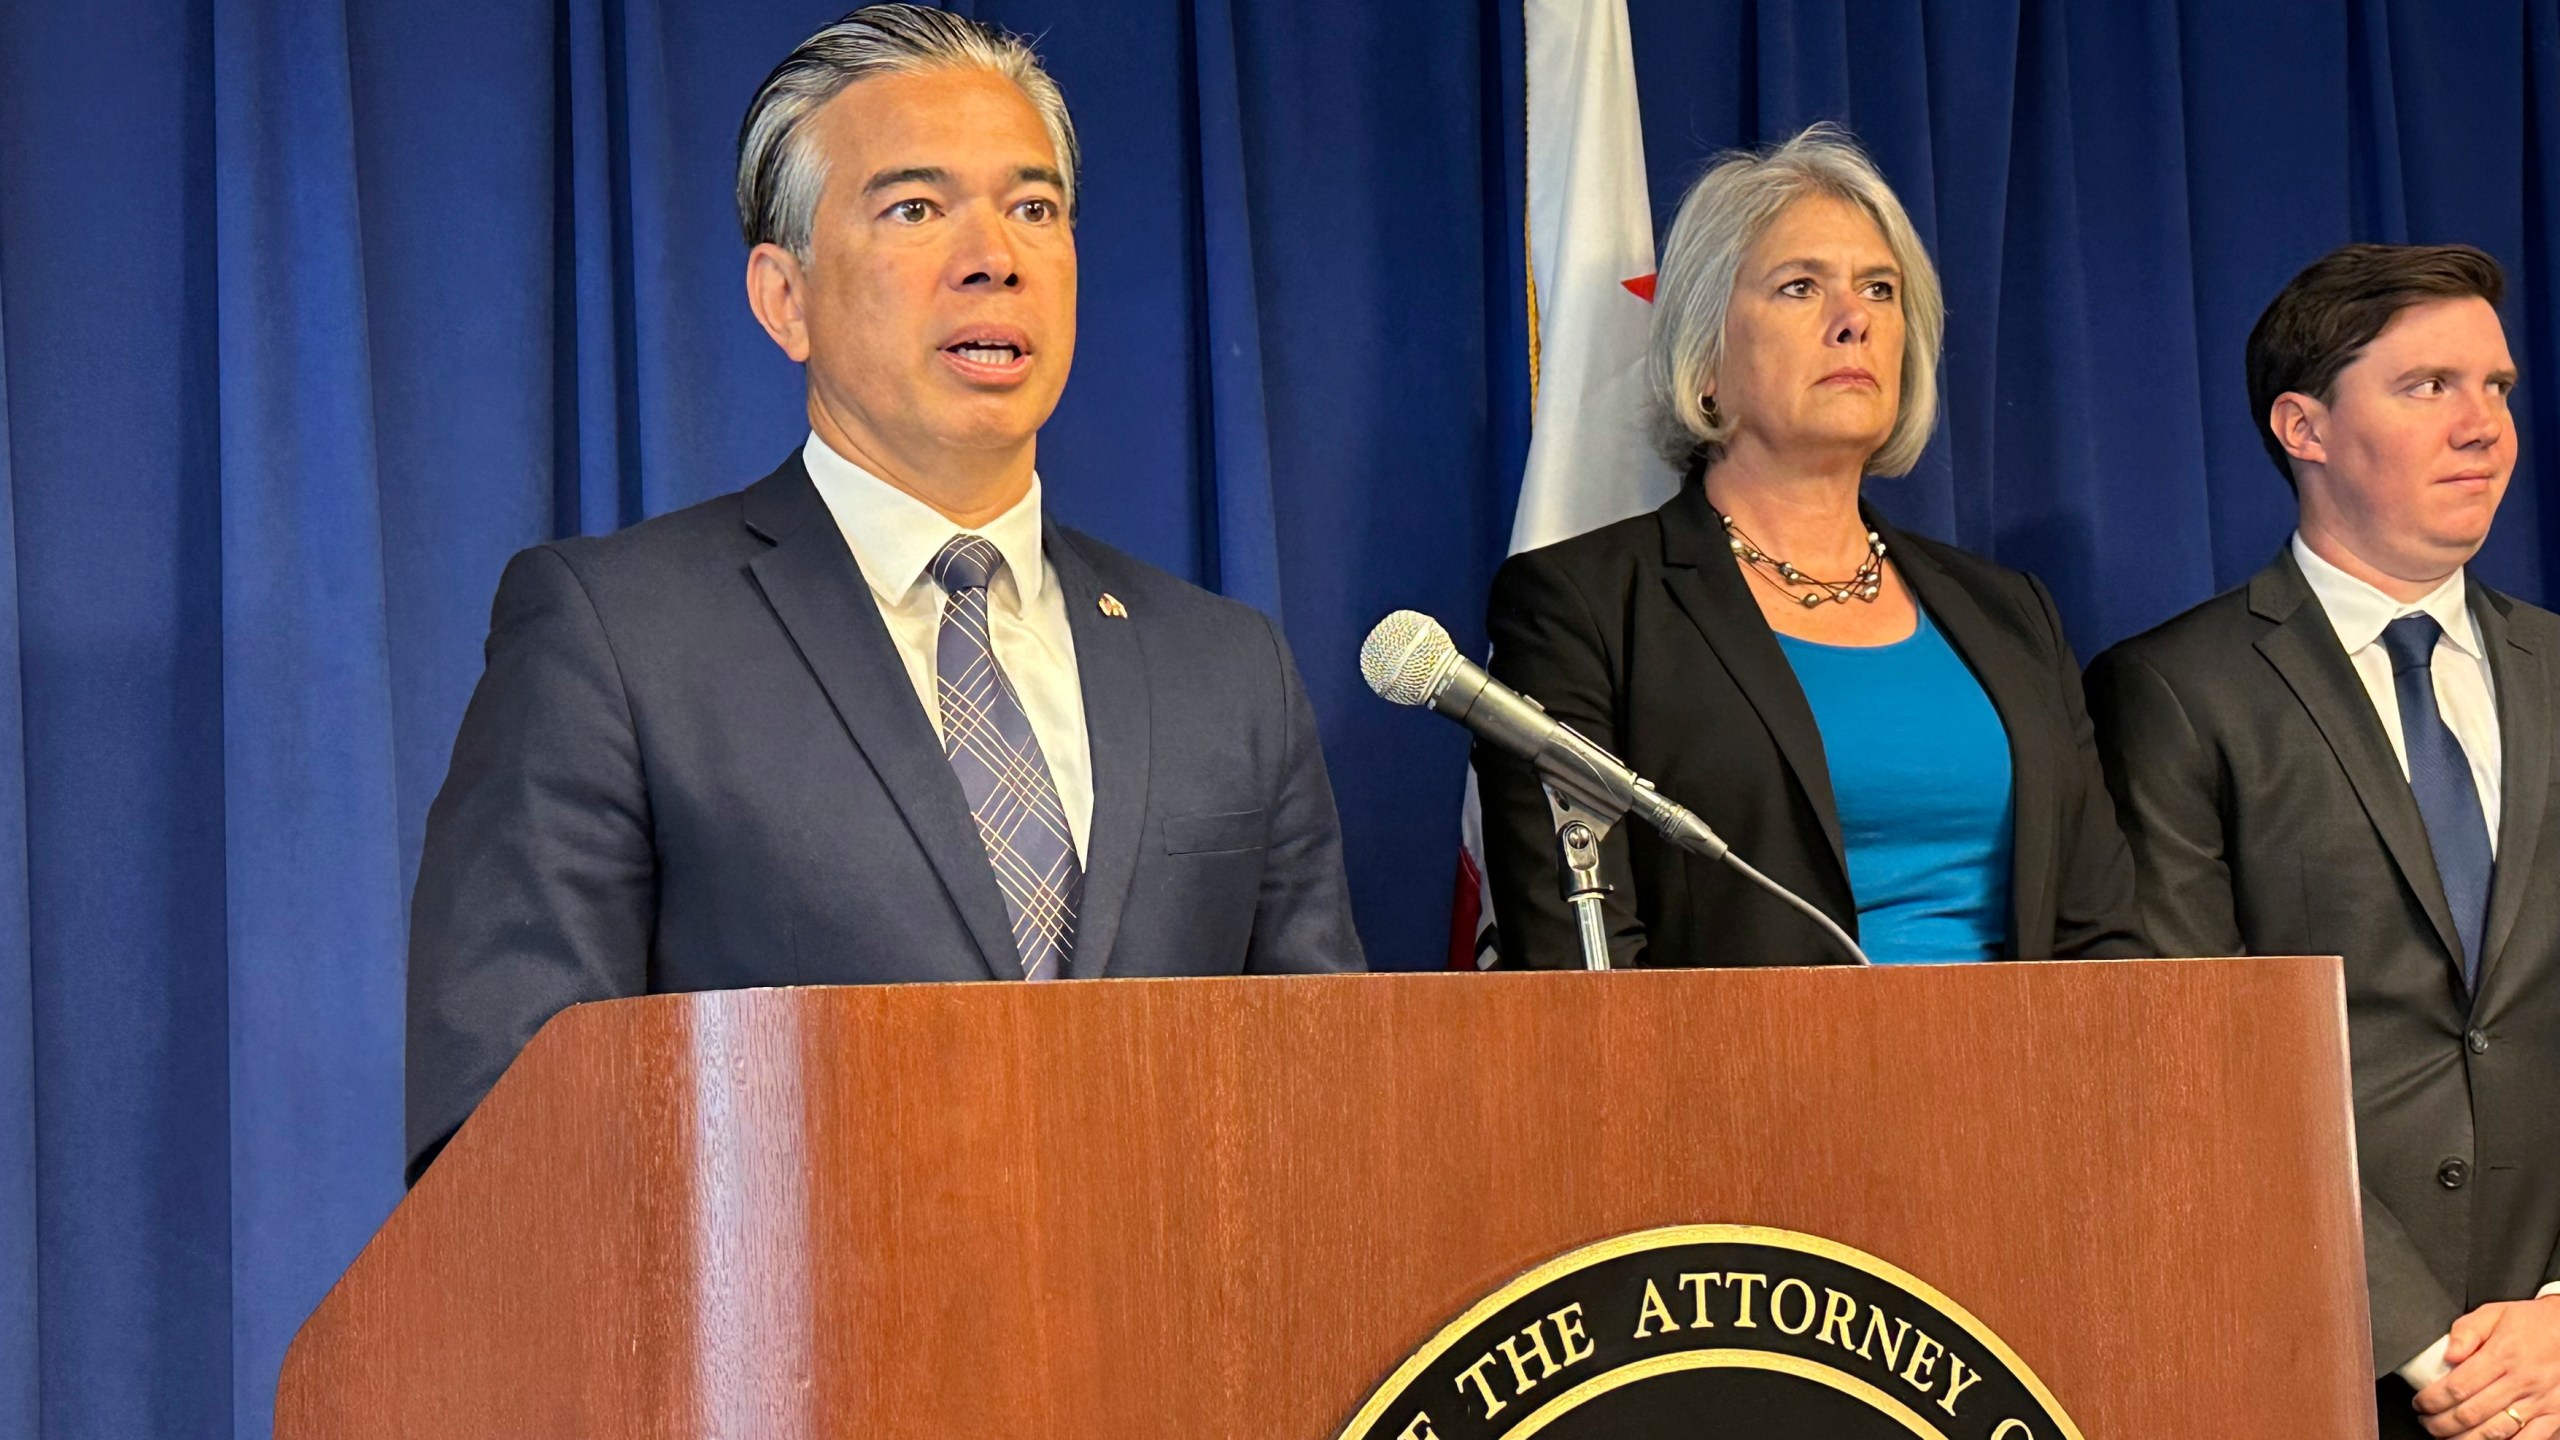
[2438,1158,2470,1190]
[2467,1028,2490,1054]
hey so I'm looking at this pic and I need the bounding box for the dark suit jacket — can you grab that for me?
[407,455,1364,1180]
[1478,480,2146,970]
[2088,551,2560,1388]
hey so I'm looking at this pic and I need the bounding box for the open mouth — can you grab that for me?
[938,331,1035,383]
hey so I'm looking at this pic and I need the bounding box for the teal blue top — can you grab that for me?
[1775,610,2015,963]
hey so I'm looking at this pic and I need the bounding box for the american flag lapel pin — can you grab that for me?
[1098,592,1128,619]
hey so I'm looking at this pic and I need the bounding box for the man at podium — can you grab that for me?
[2089,244,2560,1440]
[404,5,1363,1184]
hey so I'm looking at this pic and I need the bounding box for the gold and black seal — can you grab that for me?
[1339,1226,2083,1440]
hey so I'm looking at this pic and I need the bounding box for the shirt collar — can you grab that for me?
[2290,531,2482,660]
[801,432,1047,611]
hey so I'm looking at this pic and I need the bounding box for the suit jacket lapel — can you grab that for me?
[2248,553,2469,974]
[1883,523,2057,957]
[1656,484,1850,892]
[739,458,1022,980]
[2474,588,2548,1000]
[1045,527,1150,979]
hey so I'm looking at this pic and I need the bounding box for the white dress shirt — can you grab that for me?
[2291,534,2502,854]
[801,433,1093,858]
[2291,535,2540,1381]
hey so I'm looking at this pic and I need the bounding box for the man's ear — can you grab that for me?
[2269,391,2329,470]
[745,242,813,363]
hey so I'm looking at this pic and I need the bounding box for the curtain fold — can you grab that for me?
[209,1,407,1432]
[2,2,236,1434]
[558,0,644,536]
[0,273,41,1440]
[9,2,2560,1435]
[1185,0,1287,618]
[2530,0,2560,570]
[2351,0,2411,245]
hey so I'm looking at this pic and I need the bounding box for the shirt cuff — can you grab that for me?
[2398,1290,2560,1386]
[2400,1334,2454,1388]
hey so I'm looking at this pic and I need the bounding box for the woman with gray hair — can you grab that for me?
[1476,123,2145,970]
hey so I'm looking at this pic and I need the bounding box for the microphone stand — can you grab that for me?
[1534,746,1872,971]
[1541,780,1624,972]
[1358,610,1873,970]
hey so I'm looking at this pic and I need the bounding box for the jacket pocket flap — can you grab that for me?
[1163,808,1268,854]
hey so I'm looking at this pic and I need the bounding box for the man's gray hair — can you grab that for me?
[735,4,1080,262]
[1647,123,1945,476]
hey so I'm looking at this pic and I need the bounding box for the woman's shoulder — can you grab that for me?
[1505,507,1669,570]
[1881,524,2070,654]
[1887,524,2049,607]
[1494,488,1701,593]
[1487,507,1679,638]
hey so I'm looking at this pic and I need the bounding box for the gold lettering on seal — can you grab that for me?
[1550,1303,1597,1366]
[1862,1307,1913,1370]
[1990,1422,2036,1439]
[1677,1272,1721,1328]
[1817,1288,1864,1356]
[1899,1330,1945,1391]
[1454,1353,1507,1420]
[1456,1304,1599,1420]
[1725,1272,1770,1328]
[1633,1280,1680,1339]
[1770,1277,1818,1336]
[1393,1414,1441,1440]
[1940,1351,1986,1415]
[1497,1319,1562,1393]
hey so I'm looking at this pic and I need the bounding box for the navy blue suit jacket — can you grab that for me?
[407,455,1364,1179]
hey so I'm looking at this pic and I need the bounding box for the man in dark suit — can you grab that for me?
[407,5,1363,1183]
[2089,244,2560,1440]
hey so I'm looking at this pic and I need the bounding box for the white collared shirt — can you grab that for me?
[801,433,1092,858]
[2291,534,2502,855]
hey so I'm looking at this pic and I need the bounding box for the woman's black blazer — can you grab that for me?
[1478,481,2148,969]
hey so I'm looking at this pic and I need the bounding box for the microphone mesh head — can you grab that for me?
[1360,610,1457,706]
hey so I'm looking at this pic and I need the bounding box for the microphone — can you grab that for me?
[1360,610,1727,858]
[1361,610,1869,966]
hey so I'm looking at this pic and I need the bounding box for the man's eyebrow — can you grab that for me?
[2390,364,2519,386]
[862,165,1062,194]
[863,166,947,194]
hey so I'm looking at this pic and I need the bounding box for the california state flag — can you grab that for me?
[1451,0,1680,967]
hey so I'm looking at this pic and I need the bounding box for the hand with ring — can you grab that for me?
[2414,1297,2560,1440]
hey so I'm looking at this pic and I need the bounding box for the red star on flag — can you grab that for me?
[1622,273,1657,302]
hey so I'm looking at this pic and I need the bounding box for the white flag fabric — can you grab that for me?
[1513,0,1681,550]
[1451,0,1676,968]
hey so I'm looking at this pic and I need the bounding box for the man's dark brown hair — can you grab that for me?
[2244,242,2508,487]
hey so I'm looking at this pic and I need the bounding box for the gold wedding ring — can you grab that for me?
[2510,1403,2531,1429]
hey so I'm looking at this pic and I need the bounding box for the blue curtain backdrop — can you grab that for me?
[6,0,2560,1433]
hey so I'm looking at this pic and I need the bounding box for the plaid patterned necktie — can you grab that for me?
[930,534,1081,981]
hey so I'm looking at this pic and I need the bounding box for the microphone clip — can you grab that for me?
[1541,780,1625,972]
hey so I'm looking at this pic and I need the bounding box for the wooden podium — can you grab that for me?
[276,959,2376,1437]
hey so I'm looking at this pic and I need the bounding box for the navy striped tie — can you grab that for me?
[930,535,1081,981]
[2380,614,2493,990]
